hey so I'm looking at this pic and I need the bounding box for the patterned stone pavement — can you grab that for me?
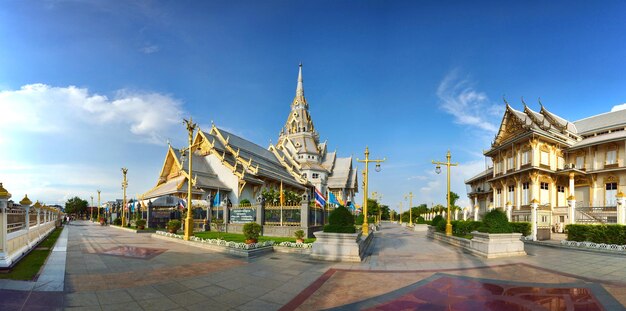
[283,223,626,310]
[1,220,625,310]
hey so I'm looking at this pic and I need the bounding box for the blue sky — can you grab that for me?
[1,1,625,211]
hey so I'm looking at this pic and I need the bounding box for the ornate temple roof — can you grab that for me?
[573,108,626,135]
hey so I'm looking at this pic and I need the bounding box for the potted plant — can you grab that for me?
[243,222,262,244]
[136,219,147,230]
[167,219,181,233]
[294,229,305,243]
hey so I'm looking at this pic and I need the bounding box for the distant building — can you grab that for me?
[466,102,626,232]
[141,65,357,234]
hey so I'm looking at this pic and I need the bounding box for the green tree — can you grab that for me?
[380,204,390,220]
[412,204,429,219]
[65,196,88,217]
[366,198,379,218]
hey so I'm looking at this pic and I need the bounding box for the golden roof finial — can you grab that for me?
[0,183,11,199]
[20,194,32,206]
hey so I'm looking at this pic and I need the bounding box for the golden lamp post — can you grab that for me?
[356,146,385,236]
[90,196,94,221]
[121,168,128,227]
[399,201,403,224]
[97,190,101,221]
[432,150,458,236]
[183,117,198,241]
[405,192,414,226]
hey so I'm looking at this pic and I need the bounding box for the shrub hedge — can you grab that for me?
[566,224,626,245]
[324,206,356,233]
[481,209,511,233]
[431,215,444,227]
[416,216,426,224]
[509,222,531,236]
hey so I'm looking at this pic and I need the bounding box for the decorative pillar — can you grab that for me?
[568,173,575,201]
[531,199,539,241]
[463,207,468,221]
[505,202,512,221]
[454,209,458,221]
[300,199,310,235]
[19,195,33,246]
[617,192,625,225]
[567,195,576,225]
[0,183,11,267]
[35,202,41,227]
[473,205,479,221]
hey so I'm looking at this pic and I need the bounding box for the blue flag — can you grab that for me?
[328,192,340,206]
[213,191,220,206]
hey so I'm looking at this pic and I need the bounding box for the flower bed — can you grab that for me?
[153,231,313,257]
[560,240,626,252]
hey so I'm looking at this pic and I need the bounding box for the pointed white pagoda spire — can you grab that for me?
[296,62,304,97]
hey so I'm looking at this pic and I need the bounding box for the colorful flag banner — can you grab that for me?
[314,188,326,207]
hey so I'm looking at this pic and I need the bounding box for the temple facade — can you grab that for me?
[141,65,357,234]
[466,102,626,236]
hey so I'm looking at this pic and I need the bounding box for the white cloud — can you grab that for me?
[611,103,626,112]
[0,84,183,144]
[437,70,503,135]
[140,45,160,54]
[0,84,185,204]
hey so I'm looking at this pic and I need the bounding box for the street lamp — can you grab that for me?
[399,201,403,224]
[432,150,458,236]
[356,146,386,236]
[121,168,128,227]
[97,190,101,222]
[90,196,94,221]
[183,117,198,241]
[405,192,414,226]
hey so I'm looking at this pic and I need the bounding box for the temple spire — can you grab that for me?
[296,63,304,97]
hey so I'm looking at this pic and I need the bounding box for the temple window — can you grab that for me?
[507,157,514,171]
[521,150,530,165]
[606,148,617,165]
[312,173,319,179]
[576,155,584,169]
[540,150,549,166]
[507,185,515,204]
[606,182,618,206]
[522,182,529,205]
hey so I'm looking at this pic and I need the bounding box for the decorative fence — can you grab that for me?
[7,208,25,233]
[264,204,301,226]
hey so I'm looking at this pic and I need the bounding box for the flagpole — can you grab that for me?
[280,181,284,226]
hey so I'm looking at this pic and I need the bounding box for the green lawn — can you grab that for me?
[193,231,315,244]
[0,227,63,280]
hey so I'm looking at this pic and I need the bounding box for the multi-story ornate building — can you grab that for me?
[466,102,626,232]
[142,64,358,210]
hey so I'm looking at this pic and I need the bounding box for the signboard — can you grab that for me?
[230,208,256,224]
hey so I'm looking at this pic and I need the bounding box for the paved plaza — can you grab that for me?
[0,221,625,310]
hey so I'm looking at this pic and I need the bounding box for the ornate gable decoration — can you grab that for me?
[493,107,527,147]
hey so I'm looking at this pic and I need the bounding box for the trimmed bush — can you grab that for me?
[135,219,146,228]
[167,219,181,232]
[452,220,482,236]
[431,215,444,227]
[324,206,356,233]
[355,214,364,225]
[509,222,531,236]
[566,224,626,245]
[480,209,512,233]
[243,222,262,240]
[416,216,426,224]
[436,218,447,232]
[113,218,122,226]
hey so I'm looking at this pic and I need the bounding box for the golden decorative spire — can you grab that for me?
[0,183,10,199]
[20,194,32,206]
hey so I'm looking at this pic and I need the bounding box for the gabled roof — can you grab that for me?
[465,167,493,184]
[573,108,626,135]
[203,127,306,189]
[327,156,354,189]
